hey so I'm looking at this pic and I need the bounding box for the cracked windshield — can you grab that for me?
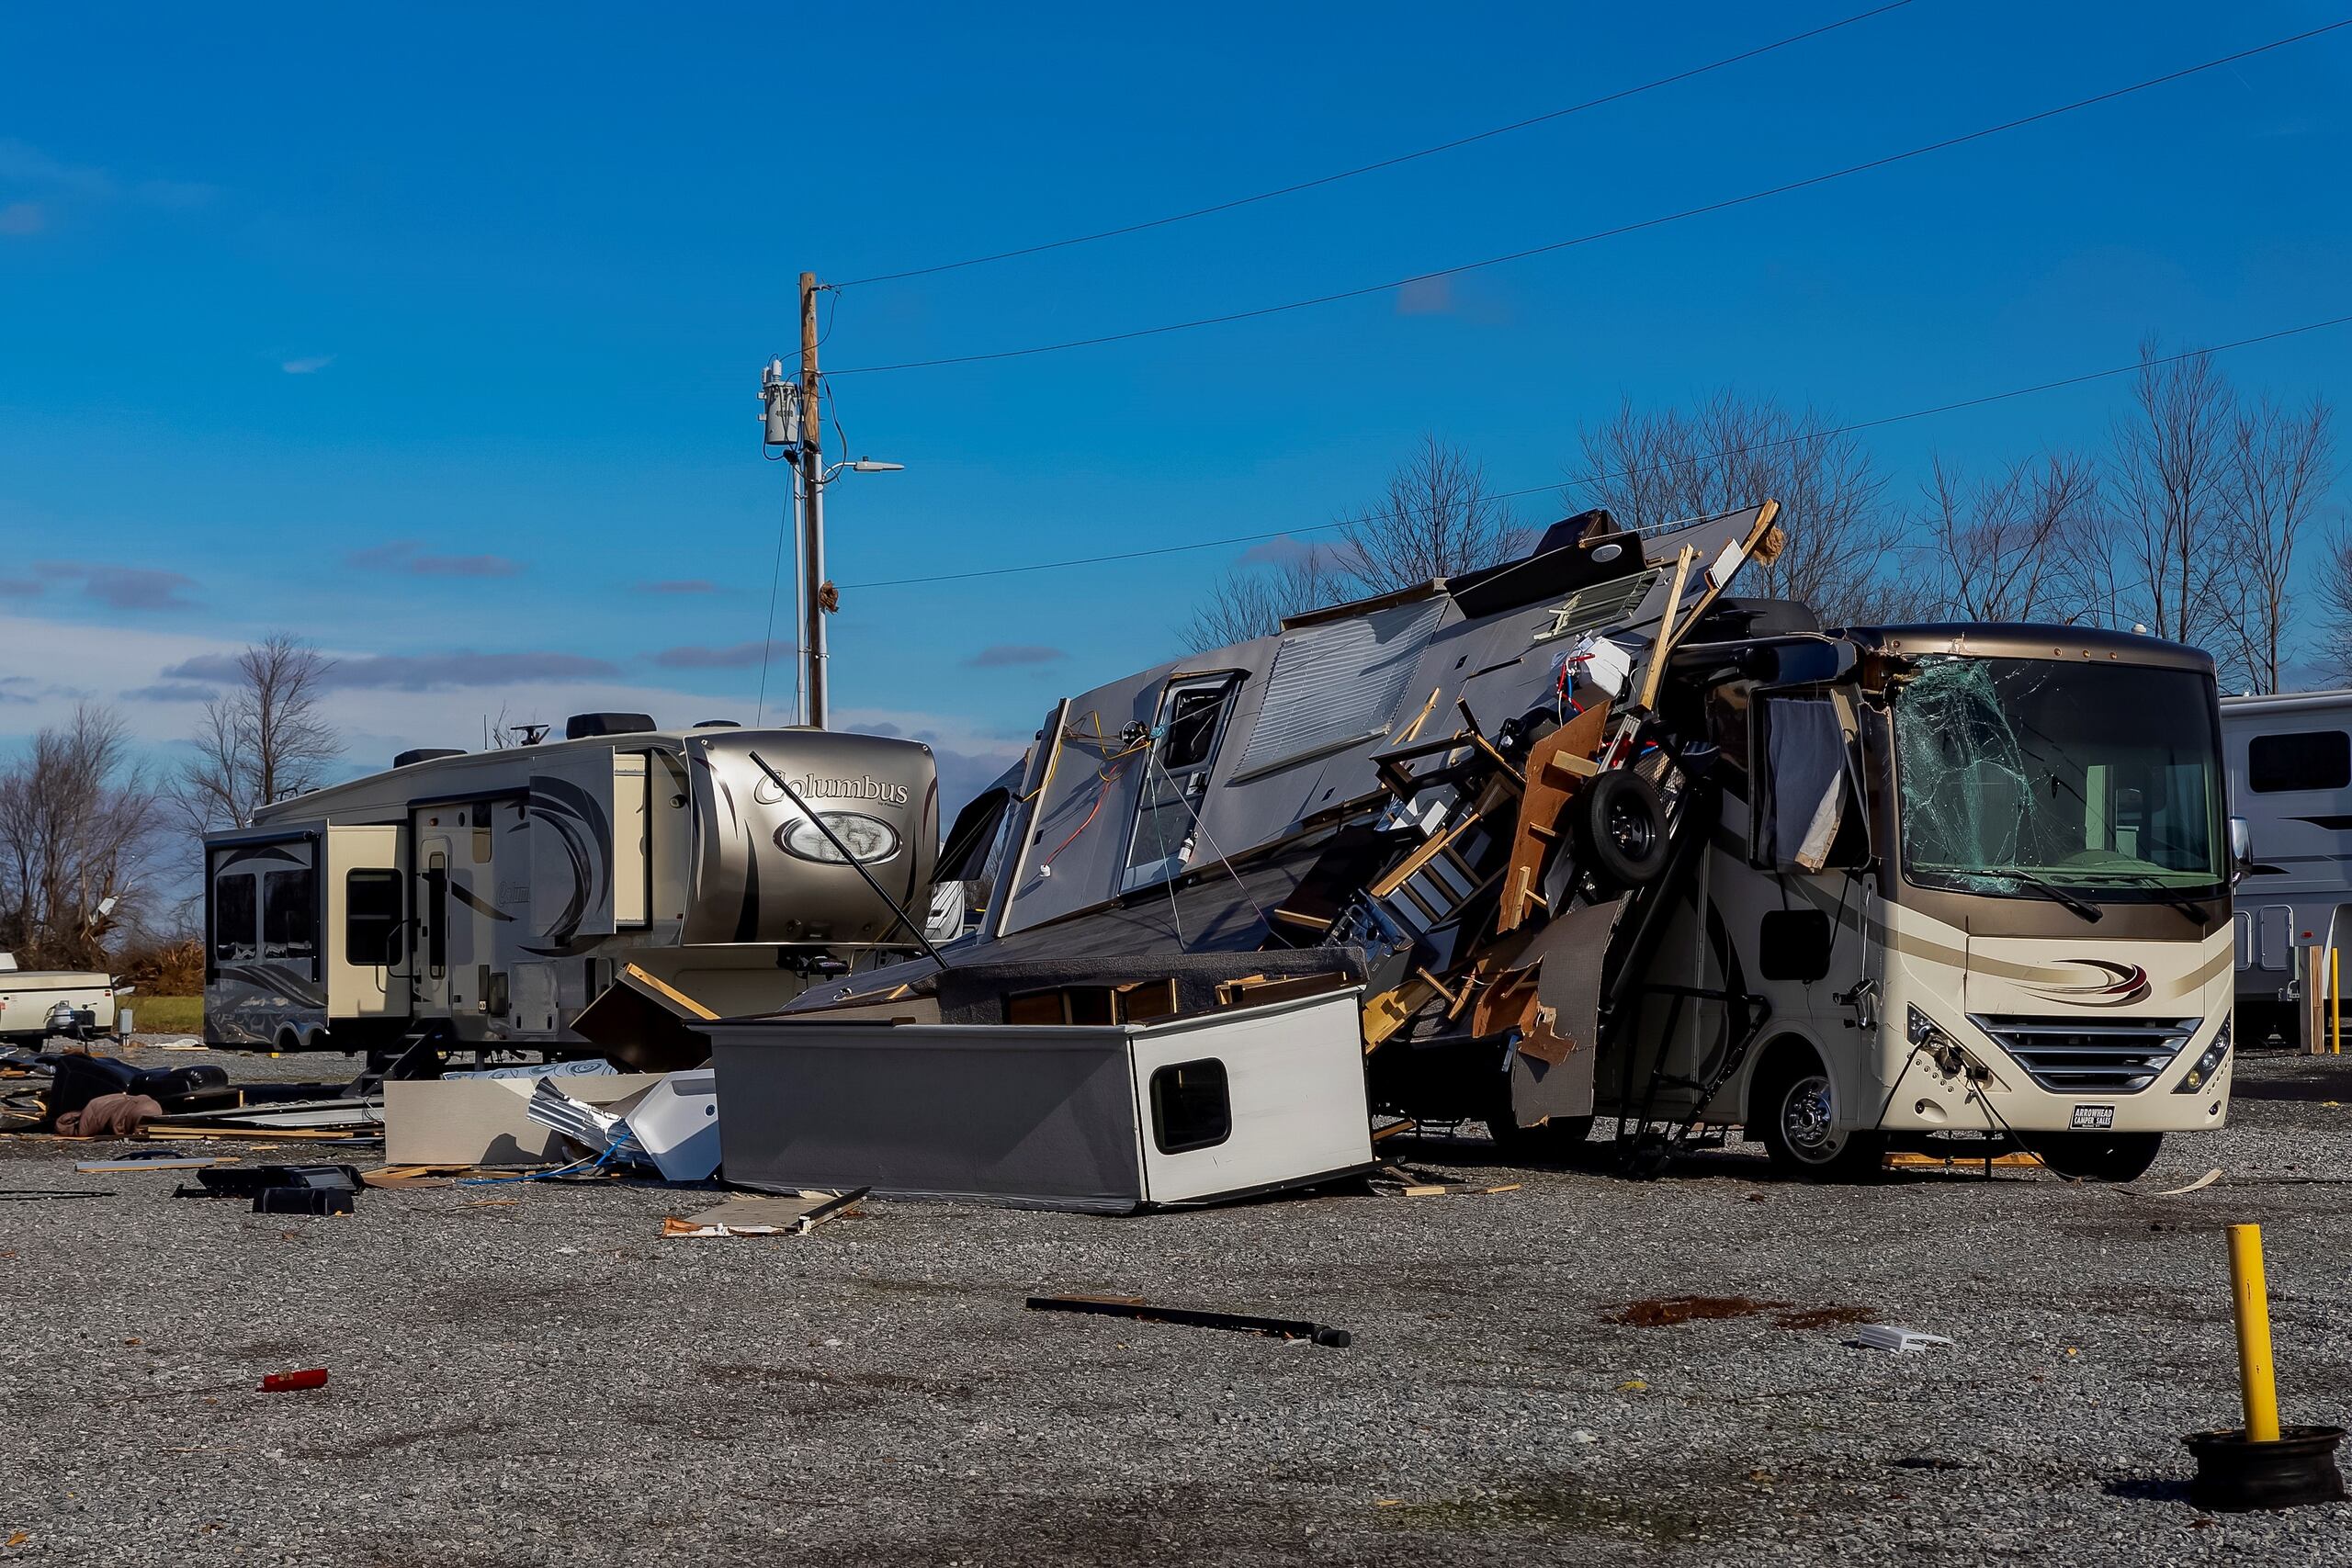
[1893,656,2222,900]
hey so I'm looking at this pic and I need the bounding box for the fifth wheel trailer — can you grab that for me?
[201,714,938,1061]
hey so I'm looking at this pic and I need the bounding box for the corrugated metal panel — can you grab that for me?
[1236,598,1446,773]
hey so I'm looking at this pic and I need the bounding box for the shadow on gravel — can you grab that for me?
[2103,1475,2197,1506]
[2230,1058,2352,1102]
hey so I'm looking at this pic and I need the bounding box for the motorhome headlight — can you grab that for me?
[778,811,900,865]
[2173,1020,2231,1093]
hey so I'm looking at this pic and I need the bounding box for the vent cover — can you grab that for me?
[1532,568,1663,644]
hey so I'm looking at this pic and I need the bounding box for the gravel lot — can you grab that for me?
[6,1042,2351,1566]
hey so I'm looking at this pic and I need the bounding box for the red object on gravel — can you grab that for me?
[258,1369,329,1393]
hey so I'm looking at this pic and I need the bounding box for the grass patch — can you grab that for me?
[128,995,203,1033]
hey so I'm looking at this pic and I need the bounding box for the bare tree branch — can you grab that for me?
[2109,339,2237,649]
[1569,389,1894,624]
[169,635,343,836]
[1913,450,2103,622]
[0,704,158,969]
[1331,433,1522,594]
[1182,547,1346,651]
[2229,393,2336,693]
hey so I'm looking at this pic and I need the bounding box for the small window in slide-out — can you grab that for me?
[1149,1058,1232,1155]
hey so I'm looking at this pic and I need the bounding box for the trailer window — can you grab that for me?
[1149,1058,1231,1155]
[213,873,258,962]
[263,868,317,961]
[1124,675,1243,891]
[2247,731,2349,794]
[345,869,403,966]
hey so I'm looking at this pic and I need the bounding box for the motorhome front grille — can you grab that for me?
[1970,1017,2198,1095]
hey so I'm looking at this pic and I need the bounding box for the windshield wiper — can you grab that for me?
[2006,870,2102,923]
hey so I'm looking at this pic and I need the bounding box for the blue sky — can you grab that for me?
[3,1,2347,808]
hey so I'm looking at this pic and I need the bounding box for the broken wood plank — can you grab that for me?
[1027,1294,1351,1348]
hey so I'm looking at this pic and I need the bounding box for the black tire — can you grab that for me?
[2023,1131,2163,1183]
[1752,1051,1884,1180]
[1574,769,1668,889]
[1486,1114,1597,1163]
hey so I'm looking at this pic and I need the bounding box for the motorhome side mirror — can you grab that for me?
[2229,816,2254,885]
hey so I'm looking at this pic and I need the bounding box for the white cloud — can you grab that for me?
[0,613,1024,811]
[280,355,334,375]
[0,201,44,237]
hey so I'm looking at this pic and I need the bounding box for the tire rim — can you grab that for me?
[1606,796,1658,862]
[1781,1072,1844,1162]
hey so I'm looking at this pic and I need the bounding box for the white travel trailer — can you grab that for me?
[2221,690,2352,1045]
[201,714,939,1064]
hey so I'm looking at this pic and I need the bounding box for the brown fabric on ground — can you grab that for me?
[55,1092,164,1139]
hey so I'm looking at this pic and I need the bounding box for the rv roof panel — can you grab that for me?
[1235,598,1448,776]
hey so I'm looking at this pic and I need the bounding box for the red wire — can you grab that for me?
[1043,764,1122,866]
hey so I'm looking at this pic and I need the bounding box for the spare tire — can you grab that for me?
[1574,769,1668,889]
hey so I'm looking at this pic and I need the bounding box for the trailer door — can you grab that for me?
[416,834,452,1017]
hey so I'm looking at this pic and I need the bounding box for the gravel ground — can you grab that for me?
[5,1041,2351,1566]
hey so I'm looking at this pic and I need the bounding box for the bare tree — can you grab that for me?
[1913,451,2103,622]
[1330,433,1521,594]
[2109,341,2238,649]
[1182,546,1346,651]
[2224,394,2336,694]
[0,704,157,968]
[172,635,343,833]
[1570,389,1893,625]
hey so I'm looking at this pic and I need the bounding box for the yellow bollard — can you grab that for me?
[2229,1224,2283,1443]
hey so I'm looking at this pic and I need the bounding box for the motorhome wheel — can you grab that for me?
[2020,1131,2164,1183]
[1574,770,1668,889]
[1755,1053,1883,1180]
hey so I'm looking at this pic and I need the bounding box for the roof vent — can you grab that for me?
[692,719,741,728]
[564,712,658,740]
[392,747,465,769]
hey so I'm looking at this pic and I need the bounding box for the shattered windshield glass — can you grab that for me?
[1892,656,2222,901]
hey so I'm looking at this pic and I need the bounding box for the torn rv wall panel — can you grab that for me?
[708,989,1374,1213]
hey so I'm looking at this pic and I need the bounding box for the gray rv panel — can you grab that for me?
[710,1026,1148,1212]
[1233,596,1448,776]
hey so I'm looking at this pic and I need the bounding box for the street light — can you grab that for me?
[821,457,905,482]
[797,455,904,727]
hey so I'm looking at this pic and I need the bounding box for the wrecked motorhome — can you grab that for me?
[767,501,2239,1183]
[200,715,940,1064]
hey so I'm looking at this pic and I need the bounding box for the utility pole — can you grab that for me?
[797,271,830,728]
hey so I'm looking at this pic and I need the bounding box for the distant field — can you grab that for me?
[129,995,203,1033]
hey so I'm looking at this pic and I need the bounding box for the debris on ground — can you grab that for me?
[1027,1293,1352,1348]
[1609,1296,1872,1330]
[175,1164,364,1215]
[1852,1324,1953,1353]
[257,1369,329,1393]
[661,1188,866,1237]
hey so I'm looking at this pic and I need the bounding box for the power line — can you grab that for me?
[832,19,2352,376]
[835,310,2352,590]
[835,1,1924,288]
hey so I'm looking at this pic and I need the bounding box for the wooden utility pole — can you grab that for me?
[797,270,830,728]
